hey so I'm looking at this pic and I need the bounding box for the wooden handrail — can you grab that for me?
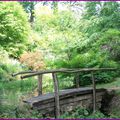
[20,68,117,79]
[12,70,37,77]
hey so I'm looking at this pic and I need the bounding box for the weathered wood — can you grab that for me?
[75,73,80,88]
[91,71,96,113]
[33,93,104,110]
[52,73,60,118]
[34,92,104,108]
[35,101,101,116]
[24,88,106,116]
[24,88,105,109]
[38,75,42,95]
[24,88,105,105]
[21,68,117,79]
[12,70,37,77]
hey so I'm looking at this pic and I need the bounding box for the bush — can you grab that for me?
[0,2,31,58]
[54,51,118,87]
[60,107,106,118]
[0,48,23,82]
[0,104,42,118]
[60,107,120,118]
[19,51,45,70]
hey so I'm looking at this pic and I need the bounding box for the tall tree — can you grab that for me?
[51,2,58,14]
[20,2,37,23]
[83,2,101,19]
[80,2,120,62]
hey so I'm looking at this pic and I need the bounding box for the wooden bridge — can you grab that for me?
[12,68,117,118]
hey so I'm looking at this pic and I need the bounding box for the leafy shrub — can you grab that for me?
[0,2,30,58]
[0,48,22,82]
[19,51,45,70]
[0,104,42,118]
[54,51,118,87]
[60,107,106,118]
[60,107,120,118]
[96,29,120,62]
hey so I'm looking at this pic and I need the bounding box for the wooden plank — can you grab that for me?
[38,75,42,95]
[36,101,102,112]
[24,88,106,116]
[52,73,60,118]
[33,93,104,110]
[24,88,106,105]
[91,71,96,113]
[32,91,105,107]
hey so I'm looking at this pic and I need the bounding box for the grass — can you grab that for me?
[0,77,37,117]
[97,77,120,90]
[0,74,56,118]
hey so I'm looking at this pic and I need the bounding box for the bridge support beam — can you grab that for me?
[38,75,43,95]
[75,73,80,88]
[52,73,60,118]
[91,71,96,113]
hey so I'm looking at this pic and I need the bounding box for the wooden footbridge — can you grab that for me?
[12,68,117,118]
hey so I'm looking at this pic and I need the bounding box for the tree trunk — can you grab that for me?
[38,75,42,95]
[52,2,58,14]
[29,3,35,25]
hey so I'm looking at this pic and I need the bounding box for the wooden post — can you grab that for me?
[91,71,96,113]
[52,73,60,118]
[37,74,42,95]
[75,73,80,88]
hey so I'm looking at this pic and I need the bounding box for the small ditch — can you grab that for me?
[100,89,120,117]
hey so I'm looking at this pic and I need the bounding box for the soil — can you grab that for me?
[100,89,120,117]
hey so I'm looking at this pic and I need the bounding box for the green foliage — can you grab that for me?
[60,107,106,118]
[87,111,106,118]
[84,2,120,30]
[48,2,119,86]
[60,107,120,118]
[96,29,120,61]
[0,77,38,118]
[34,9,82,60]
[20,2,37,23]
[84,2,101,19]
[0,104,42,118]
[0,48,23,82]
[54,50,118,86]
[0,2,31,57]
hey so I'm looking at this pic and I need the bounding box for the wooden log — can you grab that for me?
[12,70,37,77]
[21,68,117,79]
[24,88,106,116]
[31,92,104,106]
[52,73,60,118]
[35,101,102,116]
[75,73,80,88]
[33,93,104,110]
[91,71,96,113]
[38,75,42,95]
[24,88,106,106]
[32,91,105,108]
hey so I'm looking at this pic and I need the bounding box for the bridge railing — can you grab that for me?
[12,68,118,118]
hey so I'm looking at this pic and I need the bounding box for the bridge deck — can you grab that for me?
[24,87,106,108]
